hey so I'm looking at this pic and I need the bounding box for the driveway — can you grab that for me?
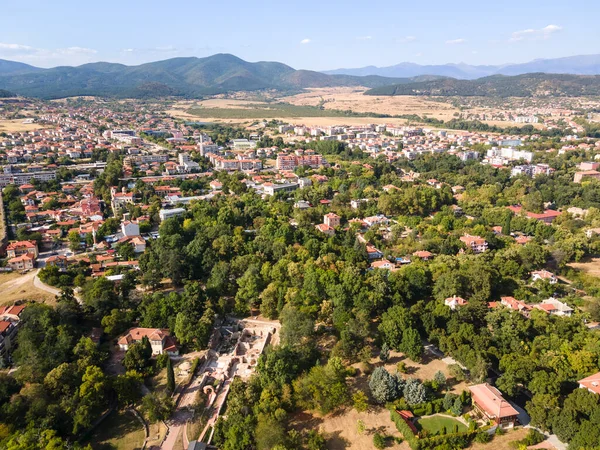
[510,401,567,450]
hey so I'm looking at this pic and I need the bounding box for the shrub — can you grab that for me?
[397,361,408,373]
[353,390,369,412]
[380,342,390,362]
[448,364,466,382]
[373,432,386,449]
[474,431,491,443]
[443,392,457,411]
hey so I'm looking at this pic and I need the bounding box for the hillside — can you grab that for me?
[325,54,600,79]
[0,89,15,98]
[0,59,40,76]
[364,73,600,97]
[0,54,429,99]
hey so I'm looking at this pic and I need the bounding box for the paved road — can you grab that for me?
[159,363,207,450]
[32,269,61,297]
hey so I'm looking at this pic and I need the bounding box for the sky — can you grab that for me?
[1,0,599,71]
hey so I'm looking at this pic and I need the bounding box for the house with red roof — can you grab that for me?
[6,240,38,259]
[7,254,35,271]
[531,270,558,285]
[118,327,179,355]
[578,371,600,395]
[445,296,468,310]
[460,234,488,254]
[469,383,519,428]
[315,223,335,237]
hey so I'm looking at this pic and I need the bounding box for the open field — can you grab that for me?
[281,87,460,121]
[416,414,467,435]
[568,257,600,277]
[378,351,469,395]
[87,410,145,450]
[291,407,407,450]
[0,271,56,306]
[171,88,545,129]
[0,119,49,133]
[469,427,529,450]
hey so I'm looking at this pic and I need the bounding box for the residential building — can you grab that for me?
[574,170,600,183]
[445,296,468,310]
[323,213,341,228]
[117,327,179,355]
[366,245,383,260]
[315,223,335,237]
[6,240,39,259]
[7,254,35,271]
[535,298,574,317]
[460,234,488,253]
[121,221,140,237]
[578,371,600,395]
[469,383,519,428]
[500,296,532,316]
[531,270,558,284]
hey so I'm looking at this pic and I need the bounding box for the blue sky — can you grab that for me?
[1,0,599,70]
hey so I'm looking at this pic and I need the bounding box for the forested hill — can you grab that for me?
[364,73,600,97]
[0,54,437,99]
[0,89,15,98]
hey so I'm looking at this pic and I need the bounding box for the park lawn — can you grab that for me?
[416,415,467,435]
[87,410,145,450]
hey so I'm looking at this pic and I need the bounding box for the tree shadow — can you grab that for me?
[326,430,350,450]
[366,425,388,435]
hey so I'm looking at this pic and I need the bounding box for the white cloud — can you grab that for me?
[59,47,97,55]
[357,36,373,41]
[446,38,467,45]
[397,36,417,43]
[0,43,99,67]
[154,45,178,52]
[0,43,36,52]
[510,24,562,42]
[122,48,135,53]
[300,38,311,44]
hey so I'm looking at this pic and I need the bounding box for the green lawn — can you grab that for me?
[416,415,467,436]
[86,410,145,450]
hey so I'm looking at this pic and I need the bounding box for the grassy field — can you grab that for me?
[0,119,49,133]
[0,271,56,306]
[87,410,145,450]
[187,102,377,119]
[415,414,467,435]
[569,257,600,277]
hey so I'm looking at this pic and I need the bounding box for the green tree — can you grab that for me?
[166,357,175,394]
[400,327,423,362]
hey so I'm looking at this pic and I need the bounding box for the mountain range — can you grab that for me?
[325,54,600,80]
[0,54,439,100]
[365,73,600,98]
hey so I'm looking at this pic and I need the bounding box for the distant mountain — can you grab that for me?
[0,59,40,75]
[0,54,435,99]
[0,89,15,98]
[325,54,600,80]
[365,73,600,98]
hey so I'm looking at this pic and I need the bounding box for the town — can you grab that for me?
[1,78,600,450]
